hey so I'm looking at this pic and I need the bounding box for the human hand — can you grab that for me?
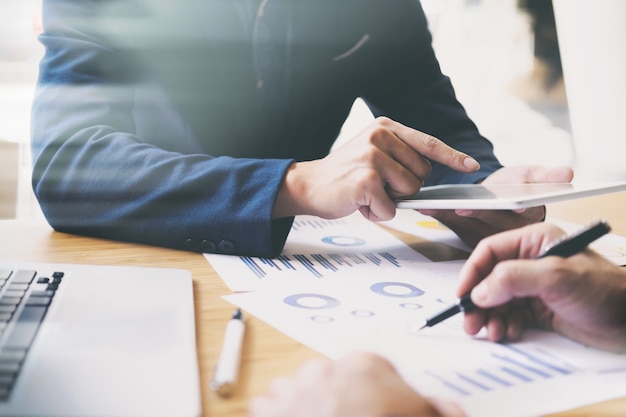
[418,165,574,247]
[249,351,466,417]
[456,222,626,352]
[273,117,480,221]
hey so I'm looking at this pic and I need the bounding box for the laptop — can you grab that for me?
[0,261,201,417]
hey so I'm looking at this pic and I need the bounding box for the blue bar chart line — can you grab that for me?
[293,254,323,278]
[328,254,353,267]
[457,372,492,391]
[500,366,533,382]
[494,354,553,379]
[261,258,281,271]
[240,256,265,279]
[425,371,471,396]
[277,255,296,270]
[363,253,382,266]
[311,254,339,272]
[379,252,402,267]
[501,345,573,375]
[476,369,513,387]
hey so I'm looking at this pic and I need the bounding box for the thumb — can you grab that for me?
[528,165,574,183]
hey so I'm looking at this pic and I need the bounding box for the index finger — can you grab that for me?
[387,120,480,173]
[456,223,564,297]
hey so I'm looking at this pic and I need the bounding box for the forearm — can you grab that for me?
[34,0,297,257]
[32,67,294,257]
[32,119,294,257]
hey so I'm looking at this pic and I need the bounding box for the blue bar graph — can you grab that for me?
[240,256,265,279]
[424,343,579,397]
[237,249,406,278]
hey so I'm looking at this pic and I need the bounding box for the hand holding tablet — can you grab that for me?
[395,182,626,210]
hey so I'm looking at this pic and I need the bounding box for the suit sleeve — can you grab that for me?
[361,0,503,186]
[31,0,293,257]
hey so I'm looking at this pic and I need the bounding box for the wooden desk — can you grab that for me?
[1,191,625,417]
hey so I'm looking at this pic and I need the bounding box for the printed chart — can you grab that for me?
[209,211,626,416]
[205,213,465,292]
[224,274,626,417]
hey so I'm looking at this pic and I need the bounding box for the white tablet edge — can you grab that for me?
[395,182,626,210]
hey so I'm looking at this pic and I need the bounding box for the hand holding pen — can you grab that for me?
[412,221,626,351]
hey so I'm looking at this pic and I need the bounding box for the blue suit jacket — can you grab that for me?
[31,0,502,257]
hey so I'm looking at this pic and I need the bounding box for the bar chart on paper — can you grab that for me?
[418,340,578,396]
[245,248,408,277]
[224,274,626,417]
[401,330,626,417]
[212,211,626,416]
[205,214,466,291]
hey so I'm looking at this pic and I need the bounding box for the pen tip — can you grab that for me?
[410,320,427,333]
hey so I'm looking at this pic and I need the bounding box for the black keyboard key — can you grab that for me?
[36,277,50,284]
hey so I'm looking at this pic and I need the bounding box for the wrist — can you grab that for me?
[273,162,309,219]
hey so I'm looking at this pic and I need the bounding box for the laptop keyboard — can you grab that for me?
[0,268,64,401]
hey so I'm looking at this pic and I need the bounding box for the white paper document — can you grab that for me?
[206,211,626,417]
[223,275,626,417]
[204,212,468,292]
[381,210,626,267]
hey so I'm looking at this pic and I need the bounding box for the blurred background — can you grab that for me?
[2,0,622,221]
[1,0,42,220]
[338,0,574,166]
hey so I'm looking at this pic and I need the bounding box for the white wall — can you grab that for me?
[553,0,626,180]
[338,0,575,170]
[0,0,44,220]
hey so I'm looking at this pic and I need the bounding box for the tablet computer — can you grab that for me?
[395,182,626,210]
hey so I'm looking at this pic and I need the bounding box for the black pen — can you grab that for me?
[412,220,611,332]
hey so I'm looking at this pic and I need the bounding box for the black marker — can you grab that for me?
[412,220,611,332]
